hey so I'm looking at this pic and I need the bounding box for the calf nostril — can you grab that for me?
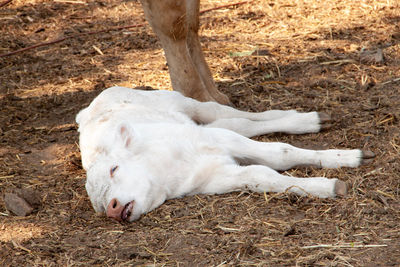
[112,199,117,209]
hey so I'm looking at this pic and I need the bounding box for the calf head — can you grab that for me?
[84,124,152,222]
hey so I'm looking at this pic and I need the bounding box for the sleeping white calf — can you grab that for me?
[76,86,374,222]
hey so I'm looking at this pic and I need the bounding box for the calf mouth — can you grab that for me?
[121,201,134,221]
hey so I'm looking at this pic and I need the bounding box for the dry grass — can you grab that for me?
[1,0,400,265]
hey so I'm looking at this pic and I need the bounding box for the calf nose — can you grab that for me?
[106,198,123,221]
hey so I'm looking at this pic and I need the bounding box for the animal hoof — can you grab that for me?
[318,112,332,130]
[361,150,375,165]
[215,92,233,107]
[334,180,347,197]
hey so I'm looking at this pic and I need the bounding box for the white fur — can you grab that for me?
[76,86,364,222]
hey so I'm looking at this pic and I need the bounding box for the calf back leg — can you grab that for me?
[205,114,323,137]
[206,128,372,170]
[199,164,346,198]
[186,101,328,136]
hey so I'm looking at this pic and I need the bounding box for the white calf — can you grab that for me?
[76,86,374,222]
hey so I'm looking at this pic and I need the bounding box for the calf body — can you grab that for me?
[76,87,373,222]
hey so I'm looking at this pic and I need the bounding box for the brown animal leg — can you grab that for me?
[139,0,231,104]
[185,0,231,104]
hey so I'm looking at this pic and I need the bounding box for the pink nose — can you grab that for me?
[106,198,123,221]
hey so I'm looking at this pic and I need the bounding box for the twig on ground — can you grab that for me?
[380,77,400,86]
[0,24,145,58]
[320,59,357,65]
[301,243,388,249]
[54,0,87,4]
[200,1,253,14]
[0,0,12,8]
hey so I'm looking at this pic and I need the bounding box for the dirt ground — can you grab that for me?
[1,0,399,265]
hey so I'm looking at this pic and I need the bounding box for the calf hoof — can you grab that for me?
[334,180,347,197]
[318,112,332,130]
[361,150,375,165]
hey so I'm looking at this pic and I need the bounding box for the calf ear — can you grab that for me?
[119,124,134,148]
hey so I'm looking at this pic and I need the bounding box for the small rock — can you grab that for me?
[4,193,33,216]
[13,188,41,208]
[360,48,384,64]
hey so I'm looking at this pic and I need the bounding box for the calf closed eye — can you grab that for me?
[110,166,119,177]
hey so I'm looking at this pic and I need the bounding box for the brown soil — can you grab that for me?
[1,0,399,266]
